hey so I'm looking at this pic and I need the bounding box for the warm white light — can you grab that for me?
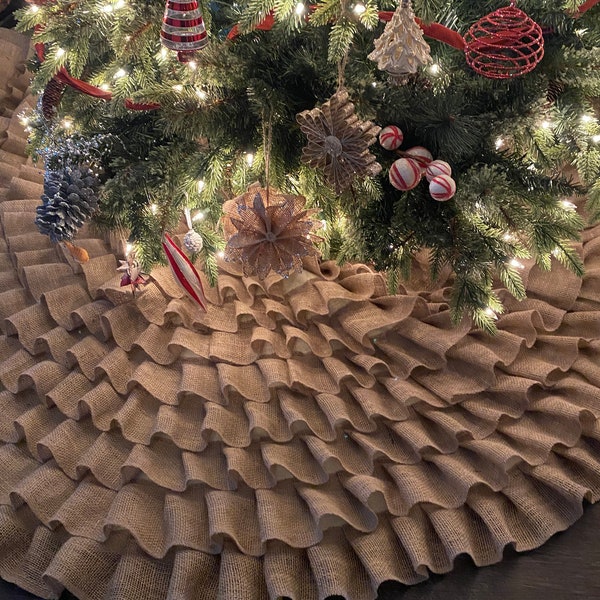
[592,135,600,143]
[245,152,254,166]
[294,2,305,16]
[62,118,73,129]
[503,232,514,241]
[509,258,525,269]
[172,84,183,92]
[101,4,113,13]
[125,243,133,255]
[217,250,225,258]
[100,83,110,91]
[495,137,504,149]
[561,200,577,210]
[195,88,207,100]
[188,60,197,71]
[150,203,158,215]
[541,120,552,129]
[56,47,66,57]
[371,81,377,88]
[20,116,29,126]
[197,179,205,192]
[581,114,594,123]
[193,211,205,221]
[160,48,168,59]
[320,219,327,230]
[29,4,39,12]
[353,2,366,15]
[114,68,127,78]
[115,0,125,7]
[552,247,561,257]
[429,63,440,75]
[484,307,498,320]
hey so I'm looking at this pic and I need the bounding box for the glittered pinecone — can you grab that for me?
[35,165,100,242]
[183,228,204,253]
[41,77,66,121]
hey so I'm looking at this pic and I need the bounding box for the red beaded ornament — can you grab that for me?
[463,2,544,80]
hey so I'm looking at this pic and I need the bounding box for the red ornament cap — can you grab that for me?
[463,2,544,79]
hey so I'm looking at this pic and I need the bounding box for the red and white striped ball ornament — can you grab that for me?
[161,0,208,63]
[389,158,422,191]
[405,146,433,171]
[379,125,404,151]
[425,159,452,182]
[429,174,456,201]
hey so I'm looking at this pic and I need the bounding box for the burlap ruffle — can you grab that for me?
[1,30,600,600]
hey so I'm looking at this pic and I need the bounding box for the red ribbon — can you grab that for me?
[576,0,599,14]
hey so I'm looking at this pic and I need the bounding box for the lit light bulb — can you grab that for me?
[150,204,158,215]
[581,114,594,123]
[561,199,577,210]
[172,84,183,92]
[294,2,305,16]
[541,120,552,129]
[114,68,127,78]
[484,307,498,320]
[353,2,366,15]
[193,211,205,221]
[429,63,440,75]
[592,135,600,144]
[188,60,197,71]
[115,0,125,7]
[100,83,110,91]
[62,118,73,129]
[217,250,225,258]
[56,47,66,57]
[30,4,39,12]
[125,243,133,255]
[245,152,254,166]
[160,48,168,59]
[197,179,206,192]
[320,219,327,230]
[20,116,29,126]
[552,247,561,257]
[195,89,207,100]
[509,258,525,269]
[371,81,377,88]
[101,4,113,13]
[495,137,504,149]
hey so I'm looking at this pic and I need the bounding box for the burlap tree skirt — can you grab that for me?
[1,30,600,600]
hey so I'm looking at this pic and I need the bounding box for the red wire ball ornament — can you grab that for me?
[463,2,544,79]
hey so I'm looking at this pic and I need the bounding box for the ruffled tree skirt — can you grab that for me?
[1,30,600,600]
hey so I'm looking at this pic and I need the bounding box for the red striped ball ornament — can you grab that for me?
[379,125,404,150]
[405,146,433,171]
[429,174,456,201]
[425,159,452,182]
[161,0,208,63]
[389,158,422,191]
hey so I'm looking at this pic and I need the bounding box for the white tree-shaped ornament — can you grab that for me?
[368,0,432,83]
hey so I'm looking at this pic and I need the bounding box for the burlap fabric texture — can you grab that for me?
[1,30,600,600]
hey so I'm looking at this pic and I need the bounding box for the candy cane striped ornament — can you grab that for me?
[162,233,208,310]
[379,125,404,150]
[161,0,208,63]
[429,174,456,201]
[405,146,433,171]
[425,159,452,182]
[389,157,422,191]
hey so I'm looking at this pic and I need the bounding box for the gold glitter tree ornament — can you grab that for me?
[368,0,432,83]
[223,185,322,280]
[296,89,382,193]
